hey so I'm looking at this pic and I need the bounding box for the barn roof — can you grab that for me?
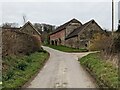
[65,19,102,39]
[20,21,41,36]
[50,18,82,35]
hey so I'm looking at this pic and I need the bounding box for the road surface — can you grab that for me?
[27,46,97,88]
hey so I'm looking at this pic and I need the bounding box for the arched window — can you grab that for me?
[85,43,87,47]
[55,40,57,46]
[51,40,54,45]
[59,38,61,45]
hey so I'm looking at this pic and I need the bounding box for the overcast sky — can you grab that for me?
[0,0,120,30]
[118,1,120,20]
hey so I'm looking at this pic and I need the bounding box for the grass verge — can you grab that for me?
[2,51,49,89]
[79,53,118,89]
[46,45,88,52]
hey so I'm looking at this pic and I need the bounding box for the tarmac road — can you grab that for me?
[27,46,97,88]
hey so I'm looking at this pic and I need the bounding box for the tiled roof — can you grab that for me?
[20,21,41,35]
[50,18,82,35]
[65,19,96,39]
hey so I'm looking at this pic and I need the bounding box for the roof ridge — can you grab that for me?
[65,19,94,39]
[20,21,41,35]
[50,18,82,35]
[57,18,81,29]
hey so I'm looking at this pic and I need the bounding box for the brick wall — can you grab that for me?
[50,22,81,46]
[50,30,65,45]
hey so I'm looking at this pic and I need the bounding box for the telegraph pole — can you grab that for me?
[112,0,114,36]
[110,0,115,54]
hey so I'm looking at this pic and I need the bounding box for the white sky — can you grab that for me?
[0,0,120,30]
[119,1,120,20]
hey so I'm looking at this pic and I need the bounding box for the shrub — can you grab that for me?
[38,47,44,52]
[16,61,28,71]
[89,33,112,51]
[3,69,14,81]
[113,34,120,53]
[79,53,118,88]
[2,30,42,57]
[26,57,32,63]
[2,51,49,89]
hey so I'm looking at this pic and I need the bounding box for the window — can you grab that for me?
[59,38,61,44]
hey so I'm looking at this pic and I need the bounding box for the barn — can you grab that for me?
[50,19,103,49]
[50,18,82,45]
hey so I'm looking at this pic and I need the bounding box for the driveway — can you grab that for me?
[27,46,97,88]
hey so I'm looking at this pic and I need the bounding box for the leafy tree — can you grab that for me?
[41,24,55,44]
[34,23,42,33]
[43,24,55,33]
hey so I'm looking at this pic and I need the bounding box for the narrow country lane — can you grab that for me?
[27,46,97,88]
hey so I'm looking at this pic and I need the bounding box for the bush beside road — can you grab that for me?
[79,53,118,89]
[2,51,49,89]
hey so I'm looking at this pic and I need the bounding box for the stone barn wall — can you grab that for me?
[65,36,79,48]
[65,23,81,37]
[65,20,103,49]
[2,30,41,57]
[78,21,103,49]
[20,22,40,36]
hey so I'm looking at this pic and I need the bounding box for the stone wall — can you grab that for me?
[78,21,103,49]
[65,21,103,49]
[2,30,41,57]
[20,23,39,36]
[65,22,81,37]
[65,36,79,48]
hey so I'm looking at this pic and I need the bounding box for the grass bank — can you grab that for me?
[79,53,118,89]
[2,51,49,89]
[46,45,88,52]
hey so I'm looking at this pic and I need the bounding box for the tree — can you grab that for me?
[2,23,19,28]
[41,24,55,44]
[42,24,55,33]
[34,23,42,34]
